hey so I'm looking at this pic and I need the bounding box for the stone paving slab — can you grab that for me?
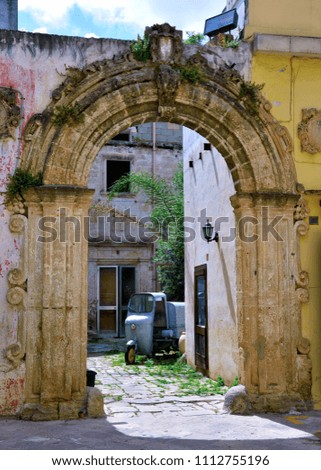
[0,352,321,450]
[85,353,321,449]
[87,354,225,421]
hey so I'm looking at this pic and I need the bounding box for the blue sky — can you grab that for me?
[18,0,227,40]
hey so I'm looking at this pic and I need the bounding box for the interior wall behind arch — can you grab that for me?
[183,127,238,384]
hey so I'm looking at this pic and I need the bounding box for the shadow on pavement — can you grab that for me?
[0,414,320,450]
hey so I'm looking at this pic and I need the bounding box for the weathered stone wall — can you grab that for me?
[184,128,238,384]
[0,30,130,416]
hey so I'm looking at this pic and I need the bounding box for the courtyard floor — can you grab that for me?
[85,351,321,449]
[0,345,321,451]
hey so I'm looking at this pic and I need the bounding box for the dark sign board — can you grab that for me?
[204,9,238,37]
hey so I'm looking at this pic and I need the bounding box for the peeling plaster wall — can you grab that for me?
[184,128,238,384]
[0,30,130,416]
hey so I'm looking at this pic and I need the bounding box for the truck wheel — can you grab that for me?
[125,346,136,365]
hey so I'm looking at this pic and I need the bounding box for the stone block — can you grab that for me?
[20,403,59,421]
[86,386,106,418]
[223,385,251,415]
[59,400,86,420]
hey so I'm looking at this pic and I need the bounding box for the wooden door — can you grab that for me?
[195,265,208,371]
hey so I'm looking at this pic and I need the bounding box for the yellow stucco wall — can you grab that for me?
[250,38,321,407]
[245,0,321,39]
[301,195,321,408]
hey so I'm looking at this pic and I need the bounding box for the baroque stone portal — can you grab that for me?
[15,23,310,417]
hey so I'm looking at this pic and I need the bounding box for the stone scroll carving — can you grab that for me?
[298,108,321,154]
[293,187,309,303]
[2,210,28,372]
[0,88,21,140]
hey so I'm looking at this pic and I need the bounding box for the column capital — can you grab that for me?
[24,185,94,205]
[230,191,300,210]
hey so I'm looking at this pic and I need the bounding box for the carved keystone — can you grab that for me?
[156,64,180,119]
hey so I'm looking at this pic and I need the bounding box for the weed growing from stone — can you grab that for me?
[238,81,265,115]
[178,62,204,84]
[5,168,43,206]
[109,353,227,397]
[51,103,84,127]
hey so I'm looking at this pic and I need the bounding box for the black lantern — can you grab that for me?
[202,219,219,243]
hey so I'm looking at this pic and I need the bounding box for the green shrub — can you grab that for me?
[131,34,151,62]
[184,32,205,45]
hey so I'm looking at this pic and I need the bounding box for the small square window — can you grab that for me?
[106,160,130,192]
[309,216,319,225]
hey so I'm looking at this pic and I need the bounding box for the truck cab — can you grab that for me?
[124,292,185,364]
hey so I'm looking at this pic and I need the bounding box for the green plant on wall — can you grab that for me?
[238,80,265,115]
[5,168,43,206]
[178,61,204,84]
[131,34,151,62]
[51,103,84,127]
[213,33,240,49]
[184,31,205,45]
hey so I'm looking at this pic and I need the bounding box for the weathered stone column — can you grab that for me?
[20,186,103,420]
[231,192,312,412]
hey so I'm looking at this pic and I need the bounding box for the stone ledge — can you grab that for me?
[253,33,321,57]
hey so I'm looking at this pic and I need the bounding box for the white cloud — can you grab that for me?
[19,0,226,35]
[84,32,100,39]
[32,27,49,34]
[19,0,75,24]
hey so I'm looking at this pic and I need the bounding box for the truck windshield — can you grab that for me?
[128,294,154,314]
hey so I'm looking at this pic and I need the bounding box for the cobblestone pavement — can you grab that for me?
[87,353,225,425]
[86,352,321,448]
[1,350,321,450]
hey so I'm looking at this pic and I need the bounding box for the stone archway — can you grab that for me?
[12,24,310,419]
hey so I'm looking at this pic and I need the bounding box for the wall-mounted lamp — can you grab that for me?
[202,219,219,243]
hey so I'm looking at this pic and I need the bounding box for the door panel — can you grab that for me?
[119,267,136,337]
[195,265,208,371]
[99,309,117,331]
[99,267,117,306]
[98,266,136,336]
[98,267,117,333]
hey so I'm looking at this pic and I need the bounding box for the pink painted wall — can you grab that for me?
[0,30,129,415]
